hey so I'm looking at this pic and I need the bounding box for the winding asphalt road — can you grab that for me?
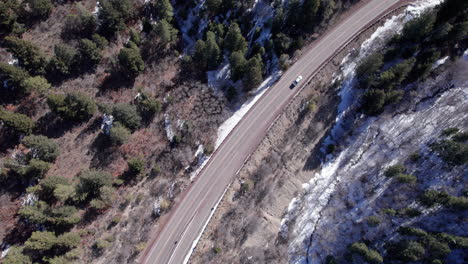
[142,0,404,263]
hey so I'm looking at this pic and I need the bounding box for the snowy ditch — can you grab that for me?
[275,0,454,263]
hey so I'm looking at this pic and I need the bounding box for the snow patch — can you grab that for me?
[207,63,231,93]
[164,114,175,141]
[216,70,282,148]
[432,56,449,69]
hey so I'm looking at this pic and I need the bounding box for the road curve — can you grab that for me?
[142,0,403,263]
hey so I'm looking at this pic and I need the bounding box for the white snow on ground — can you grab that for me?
[207,63,231,93]
[189,70,282,181]
[279,0,449,262]
[321,0,444,152]
[247,1,275,46]
[178,1,207,52]
[432,56,449,69]
[215,70,282,148]
[164,114,174,141]
[1,245,10,259]
[463,49,468,60]
[92,1,100,16]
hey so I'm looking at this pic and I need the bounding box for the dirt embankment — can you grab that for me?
[190,8,410,264]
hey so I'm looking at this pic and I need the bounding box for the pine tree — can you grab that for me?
[118,43,145,78]
[4,36,47,75]
[224,23,247,54]
[205,31,221,70]
[229,51,247,81]
[153,0,174,22]
[243,55,263,91]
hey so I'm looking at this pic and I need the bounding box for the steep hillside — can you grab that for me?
[192,0,467,263]
[0,0,366,263]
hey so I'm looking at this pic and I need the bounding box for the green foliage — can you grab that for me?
[396,174,417,183]
[19,201,80,230]
[63,4,96,38]
[99,0,134,36]
[423,236,451,259]
[108,123,130,145]
[78,38,102,67]
[4,36,47,75]
[366,216,381,227]
[243,55,263,91]
[2,246,32,264]
[24,231,57,251]
[153,0,174,22]
[89,185,114,209]
[381,208,396,216]
[384,164,405,177]
[154,19,178,45]
[302,0,321,32]
[94,239,110,252]
[47,92,97,122]
[112,103,141,130]
[206,0,222,15]
[53,183,76,203]
[47,44,78,77]
[0,62,31,93]
[137,93,161,118]
[127,157,145,176]
[22,135,59,162]
[0,108,34,134]
[430,139,468,166]
[401,11,436,42]
[348,242,383,264]
[21,76,50,94]
[193,31,221,71]
[377,58,415,90]
[409,152,421,162]
[76,170,113,201]
[92,34,108,49]
[419,189,449,207]
[398,226,428,237]
[27,0,53,20]
[447,196,468,210]
[38,175,69,201]
[26,158,51,179]
[361,89,386,115]
[397,241,425,262]
[229,51,247,81]
[118,43,145,77]
[274,33,292,55]
[224,23,247,54]
[398,208,422,218]
[325,255,337,264]
[134,242,147,252]
[0,1,20,35]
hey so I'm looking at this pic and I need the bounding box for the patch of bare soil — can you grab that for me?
[190,15,404,264]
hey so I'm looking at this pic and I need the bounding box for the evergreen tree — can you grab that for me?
[4,36,47,75]
[27,0,53,20]
[78,39,102,67]
[0,62,30,92]
[224,23,247,54]
[229,51,247,81]
[153,0,174,22]
[0,108,34,134]
[155,19,178,45]
[243,55,263,91]
[118,43,145,78]
[112,103,141,130]
[205,31,221,70]
[22,135,60,162]
[21,76,50,94]
[99,0,134,36]
[303,0,320,32]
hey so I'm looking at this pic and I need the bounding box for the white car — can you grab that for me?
[291,75,303,88]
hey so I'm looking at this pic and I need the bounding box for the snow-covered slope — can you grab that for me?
[281,1,468,263]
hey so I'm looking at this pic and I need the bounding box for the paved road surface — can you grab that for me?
[142,0,403,263]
